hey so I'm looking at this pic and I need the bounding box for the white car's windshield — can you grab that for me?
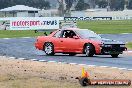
[75,29,101,40]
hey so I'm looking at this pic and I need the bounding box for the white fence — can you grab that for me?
[64,16,132,21]
[0,17,63,30]
[0,17,132,30]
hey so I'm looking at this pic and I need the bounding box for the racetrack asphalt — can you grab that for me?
[0,34,132,69]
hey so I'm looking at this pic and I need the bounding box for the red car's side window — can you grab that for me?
[53,31,61,38]
[62,30,76,38]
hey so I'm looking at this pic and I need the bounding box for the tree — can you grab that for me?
[36,0,50,9]
[128,0,132,9]
[75,0,89,11]
[97,0,108,8]
[57,0,75,16]
[0,0,11,9]
[110,0,125,11]
[57,0,65,16]
[65,0,74,12]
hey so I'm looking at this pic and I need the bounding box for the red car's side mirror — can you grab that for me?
[73,36,79,39]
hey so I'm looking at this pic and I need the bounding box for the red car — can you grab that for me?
[35,28,126,58]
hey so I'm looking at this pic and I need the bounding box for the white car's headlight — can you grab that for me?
[104,45,112,47]
[120,45,125,47]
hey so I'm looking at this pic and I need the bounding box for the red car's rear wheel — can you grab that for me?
[69,53,76,56]
[44,42,54,55]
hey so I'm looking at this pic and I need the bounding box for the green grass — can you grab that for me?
[0,30,49,38]
[0,20,132,38]
[77,20,132,34]
[126,42,132,49]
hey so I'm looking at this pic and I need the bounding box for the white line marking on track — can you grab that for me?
[6,56,132,71]
[121,33,130,34]
[22,37,31,38]
[31,59,38,61]
[3,56,7,58]
[69,63,77,65]
[87,65,96,67]
[1,37,31,40]
[78,64,86,66]
[3,38,10,39]
[62,62,68,64]
[39,60,47,62]
[99,66,109,68]
[58,62,62,64]
[9,57,16,59]
[127,69,132,71]
[48,61,57,63]
[18,58,26,60]
[111,67,118,69]
[118,68,127,70]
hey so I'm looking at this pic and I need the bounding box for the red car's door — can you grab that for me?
[51,30,63,52]
[59,37,81,52]
[52,30,82,53]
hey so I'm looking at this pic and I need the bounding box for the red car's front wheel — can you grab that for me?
[84,44,95,57]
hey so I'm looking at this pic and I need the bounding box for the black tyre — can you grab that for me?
[84,44,95,57]
[79,77,91,86]
[44,42,54,55]
[69,53,76,56]
[111,54,119,58]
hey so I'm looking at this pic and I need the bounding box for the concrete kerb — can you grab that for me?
[1,55,132,71]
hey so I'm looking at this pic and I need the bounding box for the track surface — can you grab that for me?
[0,34,132,69]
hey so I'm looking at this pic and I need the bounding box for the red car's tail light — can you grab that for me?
[36,39,38,42]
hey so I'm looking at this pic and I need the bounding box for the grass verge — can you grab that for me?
[0,20,132,38]
[0,30,49,38]
[77,20,132,34]
[126,42,132,50]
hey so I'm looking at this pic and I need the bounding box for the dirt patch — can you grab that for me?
[0,56,132,88]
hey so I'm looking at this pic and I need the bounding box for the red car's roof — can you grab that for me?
[59,28,82,31]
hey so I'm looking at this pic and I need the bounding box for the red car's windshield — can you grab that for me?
[75,29,101,40]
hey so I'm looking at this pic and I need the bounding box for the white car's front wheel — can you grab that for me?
[111,54,119,58]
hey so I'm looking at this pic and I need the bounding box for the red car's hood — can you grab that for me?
[100,38,125,44]
[85,38,125,45]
